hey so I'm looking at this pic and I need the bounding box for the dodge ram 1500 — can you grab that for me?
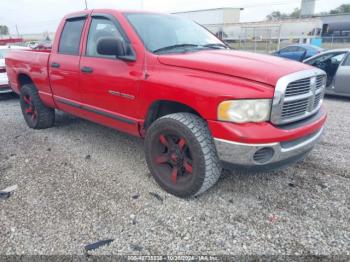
[5,9,327,197]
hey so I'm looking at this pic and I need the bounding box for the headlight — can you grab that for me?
[218,99,272,123]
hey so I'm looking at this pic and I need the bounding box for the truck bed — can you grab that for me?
[6,49,54,105]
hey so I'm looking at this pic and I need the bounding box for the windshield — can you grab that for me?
[125,13,226,54]
[0,49,10,59]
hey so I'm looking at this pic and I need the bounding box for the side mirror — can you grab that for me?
[97,37,126,57]
[97,37,136,62]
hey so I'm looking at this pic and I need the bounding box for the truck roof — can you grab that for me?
[64,9,164,19]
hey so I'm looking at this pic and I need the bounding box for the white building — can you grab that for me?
[301,0,316,17]
[222,17,323,41]
[173,8,242,26]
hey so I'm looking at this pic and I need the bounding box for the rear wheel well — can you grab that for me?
[18,74,33,89]
[144,100,202,130]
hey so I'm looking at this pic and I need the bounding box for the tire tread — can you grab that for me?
[20,84,55,129]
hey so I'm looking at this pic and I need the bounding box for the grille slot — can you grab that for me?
[313,93,322,109]
[282,99,309,119]
[285,78,311,97]
[316,75,324,90]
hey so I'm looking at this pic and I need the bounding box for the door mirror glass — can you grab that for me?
[97,37,126,57]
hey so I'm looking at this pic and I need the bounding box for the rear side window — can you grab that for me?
[296,47,306,52]
[343,54,350,66]
[280,46,299,53]
[58,18,86,55]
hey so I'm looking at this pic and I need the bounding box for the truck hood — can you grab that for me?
[157,50,311,86]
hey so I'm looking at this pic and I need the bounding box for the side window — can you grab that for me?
[59,18,86,55]
[296,47,306,53]
[86,17,123,58]
[332,53,346,64]
[280,46,298,53]
[342,54,350,66]
[306,52,346,67]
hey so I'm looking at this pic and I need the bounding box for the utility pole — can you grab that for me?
[84,0,88,10]
[15,24,20,38]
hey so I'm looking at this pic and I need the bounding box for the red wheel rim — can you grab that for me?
[152,133,194,186]
[23,95,38,121]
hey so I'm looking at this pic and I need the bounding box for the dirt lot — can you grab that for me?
[0,93,349,256]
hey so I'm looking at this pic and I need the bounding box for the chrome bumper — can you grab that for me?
[214,128,323,168]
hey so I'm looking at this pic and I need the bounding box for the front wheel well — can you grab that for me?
[144,100,203,130]
[18,74,34,89]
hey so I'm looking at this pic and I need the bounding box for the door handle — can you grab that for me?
[51,62,60,68]
[81,66,93,73]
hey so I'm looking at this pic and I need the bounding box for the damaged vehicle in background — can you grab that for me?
[304,49,350,97]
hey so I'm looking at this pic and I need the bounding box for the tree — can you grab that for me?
[266,4,350,21]
[266,9,300,21]
[329,4,350,14]
[266,11,288,21]
[290,8,301,18]
[0,25,9,35]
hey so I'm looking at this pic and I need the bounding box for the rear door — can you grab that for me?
[49,15,87,109]
[334,52,350,95]
[79,14,142,125]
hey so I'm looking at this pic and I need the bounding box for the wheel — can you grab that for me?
[20,84,55,129]
[145,113,222,198]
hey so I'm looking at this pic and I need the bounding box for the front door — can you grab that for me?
[79,14,143,126]
[335,53,350,95]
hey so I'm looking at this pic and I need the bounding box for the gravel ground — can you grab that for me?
[0,93,349,256]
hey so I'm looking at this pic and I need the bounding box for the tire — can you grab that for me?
[145,113,222,198]
[20,84,55,129]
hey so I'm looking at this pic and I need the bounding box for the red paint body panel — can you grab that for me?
[158,50,311,86]
[0,38,23,45]
[5,9,326,145]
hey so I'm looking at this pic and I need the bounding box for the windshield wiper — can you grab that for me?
[202,43,230,49]
[153,44,199,54]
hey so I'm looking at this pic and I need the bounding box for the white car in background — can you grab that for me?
[0,45,29,94]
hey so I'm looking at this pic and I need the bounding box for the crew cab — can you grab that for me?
[5,10,327,198]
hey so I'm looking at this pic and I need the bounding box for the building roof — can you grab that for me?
[173,7,243,14]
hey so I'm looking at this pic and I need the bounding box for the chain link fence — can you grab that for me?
[225,36,350,54]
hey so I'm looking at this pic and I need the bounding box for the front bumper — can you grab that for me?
[214,127,324,171]
[0,85,12,94]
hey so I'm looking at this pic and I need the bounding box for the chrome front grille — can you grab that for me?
[271,69,327,125]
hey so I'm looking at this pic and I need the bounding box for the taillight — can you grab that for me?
[0,67,6,73]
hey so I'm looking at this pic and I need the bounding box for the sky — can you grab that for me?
[0,0,349,35]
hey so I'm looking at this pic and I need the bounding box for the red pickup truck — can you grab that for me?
[6,10,327,198]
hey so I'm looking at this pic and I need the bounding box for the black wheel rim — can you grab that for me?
[151,132,194,188]
[23,95,38,122]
